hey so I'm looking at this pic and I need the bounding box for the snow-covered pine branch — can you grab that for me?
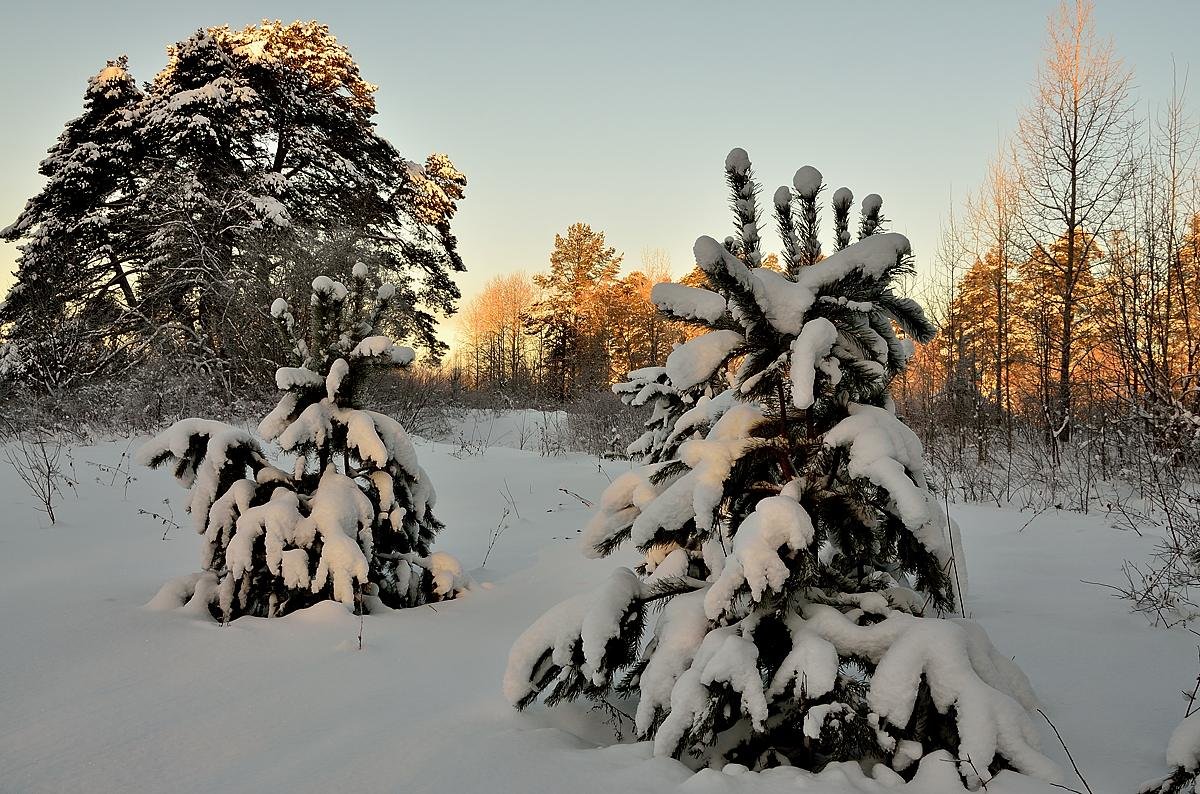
[612,366,711,464]
[138,263,465,622]
[832,186,854,251]
[859,193,886,239]
[505,148,1056,787]
[612,284,731,463]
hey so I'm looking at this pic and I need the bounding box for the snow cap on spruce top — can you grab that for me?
[90,60,132,94]
[793,166,823,199]
[773,185,793,209]
[724,147,751,174]
[311,275,348,301]
[94,64,128,83]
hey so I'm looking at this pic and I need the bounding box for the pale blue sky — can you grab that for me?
[2,1,1198,345]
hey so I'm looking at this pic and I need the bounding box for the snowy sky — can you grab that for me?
[2,0,1198,349]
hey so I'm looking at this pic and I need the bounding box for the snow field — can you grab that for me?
[0,431,1193,793]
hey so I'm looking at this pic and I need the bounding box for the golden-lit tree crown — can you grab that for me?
[217,20,378,115]
[159,20,379,116]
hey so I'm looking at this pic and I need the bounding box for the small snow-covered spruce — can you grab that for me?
[1141,712,1200,794]
[137,265,465,621]
[505,149,1060,787]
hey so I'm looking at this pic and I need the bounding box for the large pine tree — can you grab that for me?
[134,22,467,371]
[137,263,467,621]
[0,58,143,387]
[527,222,623,401]
[135,29,264,363]
[2,21,466,388]
[505,149,1060,786]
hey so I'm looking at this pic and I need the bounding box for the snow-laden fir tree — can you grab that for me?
[137,264,467,621]
[0,58,142,388]
[505,149,1061,786]
[135,23,466,367]
[2,22,467,389]
[1,57,142,317]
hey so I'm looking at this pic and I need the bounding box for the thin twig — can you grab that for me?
[949,754,991,790]
[559,487,593,507]
[1018,504,1050,533]
[1185,645,1200,719]
[1038,708,1094,794]
[501,478,521,519]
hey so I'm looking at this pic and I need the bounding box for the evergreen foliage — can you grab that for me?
[0,59,143,388]
[137,263,466,622]
[613,366,722,464]
[2,21,465,391]
[526,223,624,401]
[504,149,1060,786]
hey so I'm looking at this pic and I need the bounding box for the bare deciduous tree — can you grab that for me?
[1015,0,1137,447]
[455,272,538,395]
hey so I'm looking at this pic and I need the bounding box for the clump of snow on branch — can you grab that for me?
[791,317,839,409]
[704,493,815,619]
[665,330,743,391]
[651,282,727,324]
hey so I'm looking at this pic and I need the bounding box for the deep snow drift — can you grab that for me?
[0,428,1194,793]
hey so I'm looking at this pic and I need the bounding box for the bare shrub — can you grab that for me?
[452,411,497,457]
[1,421,74,525]
[362,366,463,440]
[1093,417,1200,627]
[0,359,275,442]
[536,410,568,457]
[903,383,1200,628]
[562,390,646,459]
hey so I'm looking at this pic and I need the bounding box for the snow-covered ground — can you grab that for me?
[0,431,1193,793]
[437,408,571,454]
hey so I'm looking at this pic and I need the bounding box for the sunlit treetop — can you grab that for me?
[159,20,379,117]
